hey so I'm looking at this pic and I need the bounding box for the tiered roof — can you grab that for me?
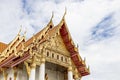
[0,13,90,77]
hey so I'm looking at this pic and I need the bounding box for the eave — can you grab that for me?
[59,22,90,76]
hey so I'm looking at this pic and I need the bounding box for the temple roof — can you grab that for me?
[0,13,90,77]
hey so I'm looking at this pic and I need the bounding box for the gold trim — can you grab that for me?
[41,57,45,63]
[24,62,31,77]
[13,67,17,80]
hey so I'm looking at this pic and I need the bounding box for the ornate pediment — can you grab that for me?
[45,33,70,57]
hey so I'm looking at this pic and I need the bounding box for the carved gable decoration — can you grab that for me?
[45,33,70,56]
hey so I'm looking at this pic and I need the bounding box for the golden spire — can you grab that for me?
[47,11,54,25]
[62,7,67,20]
[45,11,54,28]
[84,57,86,62]
[33,33,36,42]
[50,11,54,22]
[77,44,79,48]
[18,25,22,36]
[88,65,90,72]
[23,28,27,37]
[57,7,67,26]
[57,7,67,27]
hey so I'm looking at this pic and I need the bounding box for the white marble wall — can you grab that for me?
[0,72,4,80]
[0,68,14,80]
[0,62,66,80]
[17,66,28,80]
[0,65,28,80]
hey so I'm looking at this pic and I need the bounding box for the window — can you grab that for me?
[47,51,49,57]
[61,56,63,61]
[57,55,59,59]
[65,58,67,62]
[52,53,54,58]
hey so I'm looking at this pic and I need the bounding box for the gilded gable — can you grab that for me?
[45,33,70,57]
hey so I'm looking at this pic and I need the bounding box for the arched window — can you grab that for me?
[47,51,49,57]
[57,55,59,59]
[61,56,63,61]
[52,53,54,58]
[65,58,67,62]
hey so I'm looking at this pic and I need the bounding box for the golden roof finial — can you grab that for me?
[33,33,36,42]
[46,11,54,27]
[88,65,90,72]
[23,27,27,37]
[62,7,67,19]
[18,25,22,35]
[51,11,54,20]
[77,44,79,48]
[84,57,86,62]
[49,11,54,23]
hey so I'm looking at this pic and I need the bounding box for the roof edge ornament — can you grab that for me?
[32,33,36,42]
[84,57,86,62]
[62,7,67,20]
[48,11,54,25]
[50,11,54,22]
[18,25,22,36]
[57,7,67,27]
[88,65,90,73]
[23,28,27,41]
[23,28,27,37]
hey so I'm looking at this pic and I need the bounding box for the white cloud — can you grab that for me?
[0,0,120,80]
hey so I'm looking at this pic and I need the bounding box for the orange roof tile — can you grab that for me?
[44,25,59,39]
[0,42,7,53]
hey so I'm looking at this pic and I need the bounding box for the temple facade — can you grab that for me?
[0,13,89,80]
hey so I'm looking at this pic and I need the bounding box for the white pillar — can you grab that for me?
[68,58,73,80]
[68,70,73,80]
[29,68,36,80]
[29,63,36,80]
[39,58,45,80]
[39,63,45,80]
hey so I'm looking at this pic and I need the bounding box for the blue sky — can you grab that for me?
[0,0,120,80]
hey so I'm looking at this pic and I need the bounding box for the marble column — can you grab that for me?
[68,66,73,80]
[29,63,36,80]
[39,58,45,80]
[68,58,73,80]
